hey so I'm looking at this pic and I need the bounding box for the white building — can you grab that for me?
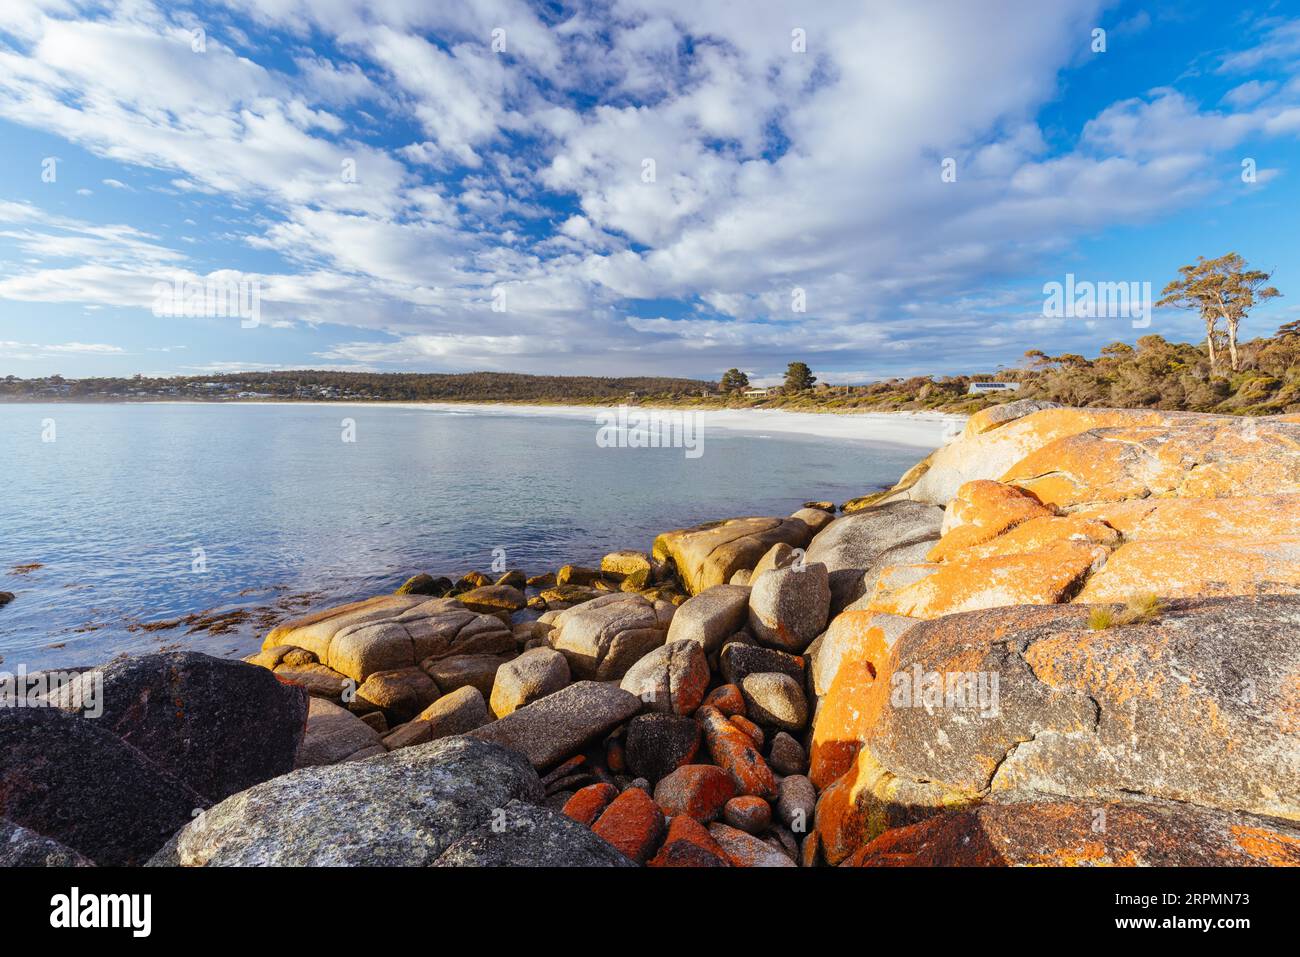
[967,382,1021,395]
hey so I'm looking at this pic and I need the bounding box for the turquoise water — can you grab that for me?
[0,403,928,669]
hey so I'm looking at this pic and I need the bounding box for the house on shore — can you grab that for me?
[967,381,1021,395]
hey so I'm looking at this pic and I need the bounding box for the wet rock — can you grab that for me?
[396,574,452,597]
[469,681,641,770]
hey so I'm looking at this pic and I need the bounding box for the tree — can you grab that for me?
[1157,253,1282,372]
[719,368,750,392]
[783,361,816,392]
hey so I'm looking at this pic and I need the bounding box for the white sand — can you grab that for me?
[378,402,966,449]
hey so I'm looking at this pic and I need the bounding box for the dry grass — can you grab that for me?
[1088,592,1163,630]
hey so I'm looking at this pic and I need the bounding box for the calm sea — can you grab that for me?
[1,402,938,669]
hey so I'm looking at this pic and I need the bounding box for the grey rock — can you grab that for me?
[707,822,796,867]
[469,681,642,770]
[768,731,808,775]
[775,774,816,833]
[740,672,809,731]
[666,584,751,653]
[157,736,542,866]
[804,501,943,614]
[433,799,635,867]
[424,653,513,696]
[0,819,94,867]
[0,708,205,866]
[52,651,308,802]
[747,563,830,653]
[619,639,709,715]
[419,685,490,739]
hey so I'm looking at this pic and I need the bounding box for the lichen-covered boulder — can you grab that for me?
[653,516,815,595]
[619,639,709,715]
[843,799,1300,867]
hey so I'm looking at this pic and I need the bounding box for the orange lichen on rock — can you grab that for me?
[647,815,731,867]
[562,782,619,828]
[866,540,1107,620]
[701,683,746,716]
[1075,539,1300,603]
[957,515,1120,561]
[928,480,1054,562]
[698,705,777,799]
[590,786,665,864]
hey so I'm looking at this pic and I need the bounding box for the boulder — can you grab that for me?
[495,569,527,589]
[1076,539,1300,602]
[591,786,665,864]
[356,666,440,724]
[273,662,352,702]
[698,706,777,799]
[791,507,835,534]
[775,775,817,834]
[723,795,772,834]
[739,672,808,732]
[295,697,386,768]
[653,765,736,823]
[396,574,452,597]
[961,399,1063,437]
[804,501,943,612]
[807,610,913,699]
[748,562,831,652]
[843,798,1300,867]
[52,651,308,802]
[707,823,796,867]
[701,683,746,716]
[423,653,513,696]
[624,713,701,782]
[928,480,1054,561]
[547,593,673,680]
[434,799,634,867]
[648,815,732,867]
[562,782,619,827]
[418,685,490,739]
[0,708,205,866]
[720,641,806,688]
[489,647,571,718]
[602,550,654,579]
[816,597,1300,861]
[456,584,527,614]
[664,584,751,654]
[263,595,515,682]
[618,639,709,715]
[0,819,94,867]
[653,516,815,595]
[768,732,808,776]
[469,681,641,770]
[157,737,542,866]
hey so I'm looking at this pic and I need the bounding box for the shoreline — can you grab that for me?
[8,399,967,450]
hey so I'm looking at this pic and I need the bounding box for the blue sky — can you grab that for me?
[0,0,1298,384]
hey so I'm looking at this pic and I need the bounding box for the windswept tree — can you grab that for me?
[783,361,817,392]
[719,368,750,392]
[1157,253,1282,372]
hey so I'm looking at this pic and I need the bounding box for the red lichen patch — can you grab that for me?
[698,706,777,799]
[702,683,746,716]
[562,782,619,828]
[653,764,736,822]
[591,786,666,864]
[729,714,764,748]
[647,815,731,867]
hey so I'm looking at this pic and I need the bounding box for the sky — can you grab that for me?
[0,0,1298,385]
